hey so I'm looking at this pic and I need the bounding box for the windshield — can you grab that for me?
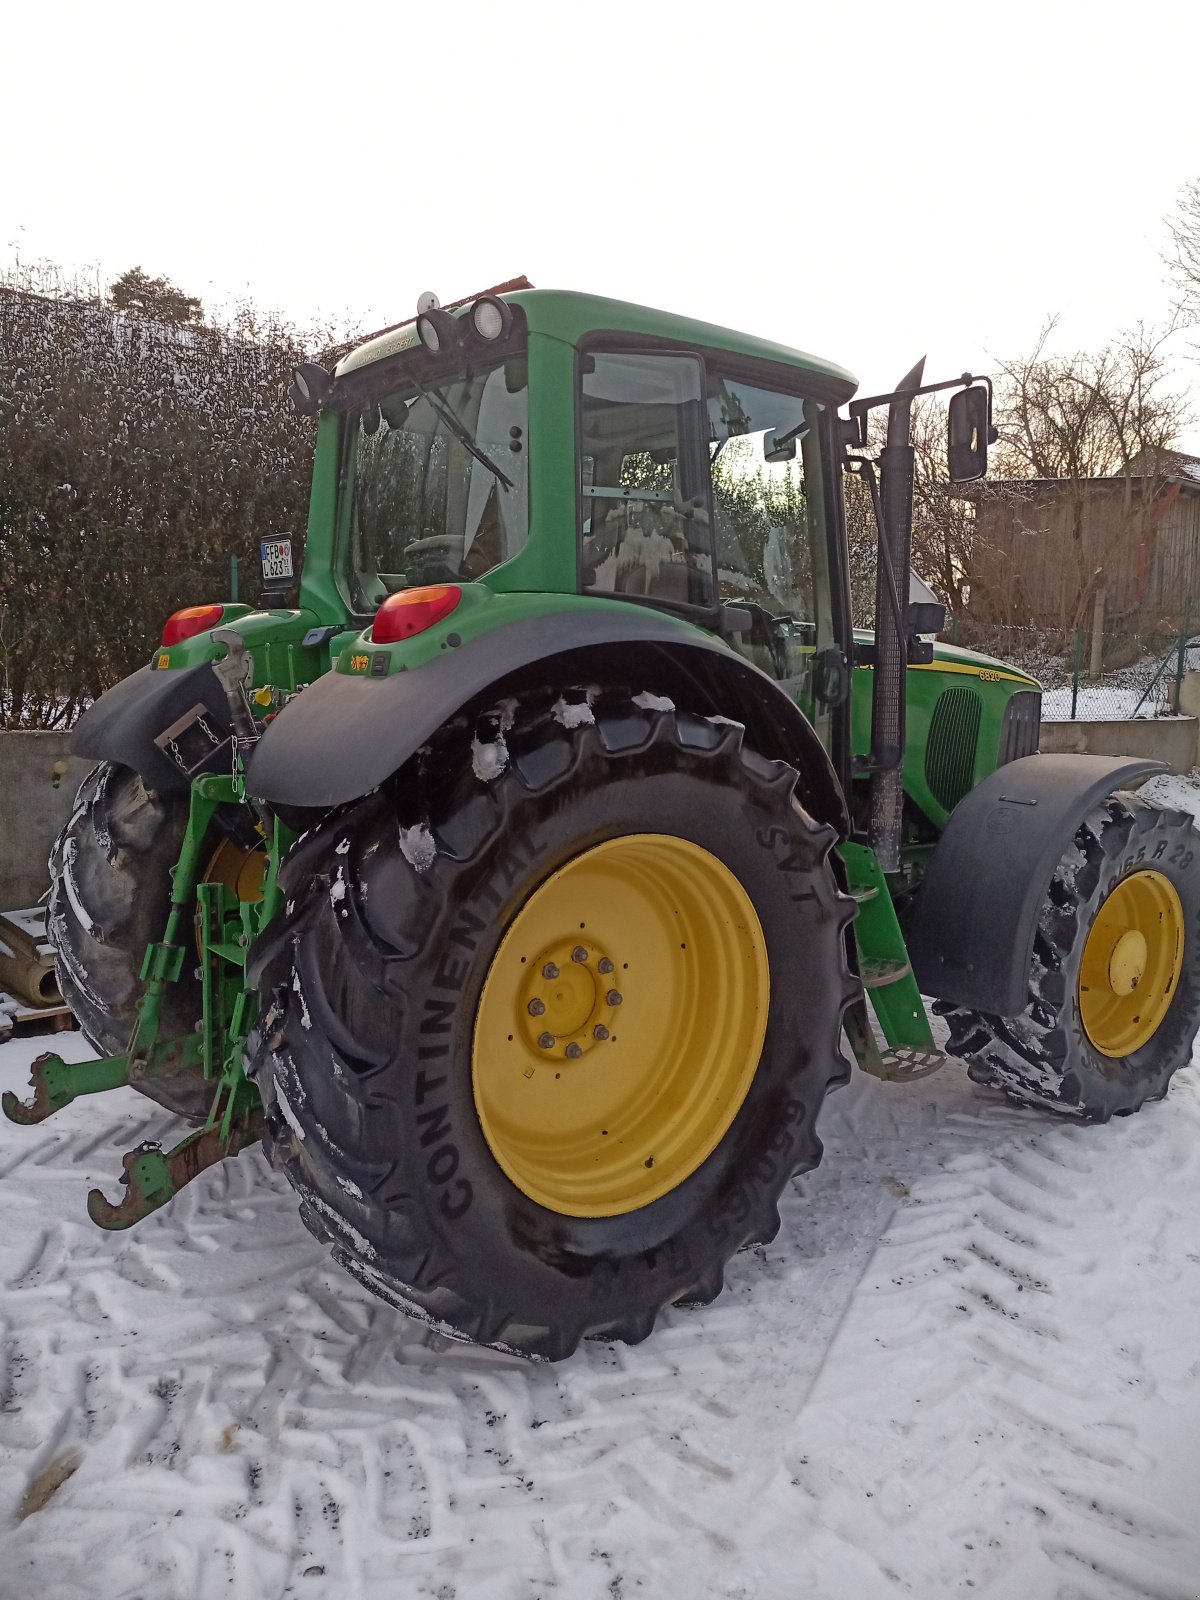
[344,353,529,610]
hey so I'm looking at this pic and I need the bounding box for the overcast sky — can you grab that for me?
[6,0,1199,438]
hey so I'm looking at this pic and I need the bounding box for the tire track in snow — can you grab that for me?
[788,1075,1200,1600]
[2,1033,1199,1599]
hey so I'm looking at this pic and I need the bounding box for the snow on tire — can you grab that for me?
[939,792,1200,1120]
[247,690,857,1359]
[47,761,211,1120]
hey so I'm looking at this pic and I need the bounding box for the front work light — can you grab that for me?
[370,585,462,644]
[470,295,513,342]
[162,604,224,647]
[415,307,461,355]
[288,362,333,416]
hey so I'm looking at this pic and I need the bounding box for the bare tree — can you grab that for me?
[910,397,976,614]
[840,399,977,626]
[974,321,1191,630]
[992,321,1185,480]
[1166,177,1200,326]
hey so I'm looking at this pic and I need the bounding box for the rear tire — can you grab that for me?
[248,691,856,1359]
[48,762,211,1120]
[939,792,1200,1120]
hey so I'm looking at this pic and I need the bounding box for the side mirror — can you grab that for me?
[380,393,415,429]
[907,600,946,635]
[812,647,850,707]
[947,385,991,482]
[763,427,797,464]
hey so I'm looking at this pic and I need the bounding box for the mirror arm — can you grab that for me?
[848,372,994,434]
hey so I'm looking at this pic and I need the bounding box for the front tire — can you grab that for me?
[248,692,856,1359]
[939,792,1200,1120]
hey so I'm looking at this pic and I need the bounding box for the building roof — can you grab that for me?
[1123,446,1200,484]
[975,449,1200,495]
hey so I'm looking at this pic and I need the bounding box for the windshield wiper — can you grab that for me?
[408,374,514,492]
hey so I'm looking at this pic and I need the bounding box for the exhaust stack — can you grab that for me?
[868,357,924,874]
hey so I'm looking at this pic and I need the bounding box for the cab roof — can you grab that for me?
[336,288,859,400]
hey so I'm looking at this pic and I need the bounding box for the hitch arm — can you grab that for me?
[87,1110,263,1229]
[2,1037,203,1126]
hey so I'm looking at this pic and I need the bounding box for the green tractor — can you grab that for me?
[8,286,1199,1359]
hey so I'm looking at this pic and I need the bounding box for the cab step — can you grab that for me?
[842,996,945,1082]
[872,1045,944,1082]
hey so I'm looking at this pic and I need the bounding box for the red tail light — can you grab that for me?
[162,604,224,647]
[371,585,462,644]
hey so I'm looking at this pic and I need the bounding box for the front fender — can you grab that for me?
[907,753,1167,1015]
[246,608,848,833]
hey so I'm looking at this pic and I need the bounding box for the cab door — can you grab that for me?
[705,367,838,750]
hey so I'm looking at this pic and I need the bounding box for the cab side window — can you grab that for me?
[579,351,714,609]
[706,371,832,712]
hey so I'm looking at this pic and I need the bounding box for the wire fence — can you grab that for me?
[944,612,1197,722]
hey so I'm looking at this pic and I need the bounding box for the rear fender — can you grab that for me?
[246,610,848,833]
[906,753,1167,1015]
[71,662,234,794]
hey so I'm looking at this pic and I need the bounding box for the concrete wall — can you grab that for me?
[1178,672,1200,725]
[1036,668,1200,774]
[1039,715,1198,773]
[5,680,1200,915]
[0,733,93,910]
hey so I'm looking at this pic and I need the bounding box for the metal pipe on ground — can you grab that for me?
[0,910,63,1010]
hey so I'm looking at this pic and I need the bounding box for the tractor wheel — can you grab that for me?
[48,762,262,1121]
[247,692,856,1359]
[939,791,1200,1120]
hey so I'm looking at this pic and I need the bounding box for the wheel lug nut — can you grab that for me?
[606,990,623,1006]
[571,946,589,964]
[565,1042,583,1059]
[593,1024,610,1041]
[597,957,614,974]
[527,998,546,1016]
[542,962,560,979]
[537,1032,556,1050]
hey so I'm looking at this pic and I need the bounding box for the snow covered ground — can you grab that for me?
[1038,642,1200,723]
[3,1035,1198,1598]
[1040,681,1149,722]
[3,780,1200,1598]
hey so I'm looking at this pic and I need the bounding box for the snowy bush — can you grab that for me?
[0,263,351,727]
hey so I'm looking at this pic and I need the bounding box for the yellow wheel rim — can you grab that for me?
[1079,869,1184,1057]
[472,834,770,1217]
[194,838,266,955]
[203,837,267,903]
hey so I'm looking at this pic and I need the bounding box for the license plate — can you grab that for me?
[261,538,293,581]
